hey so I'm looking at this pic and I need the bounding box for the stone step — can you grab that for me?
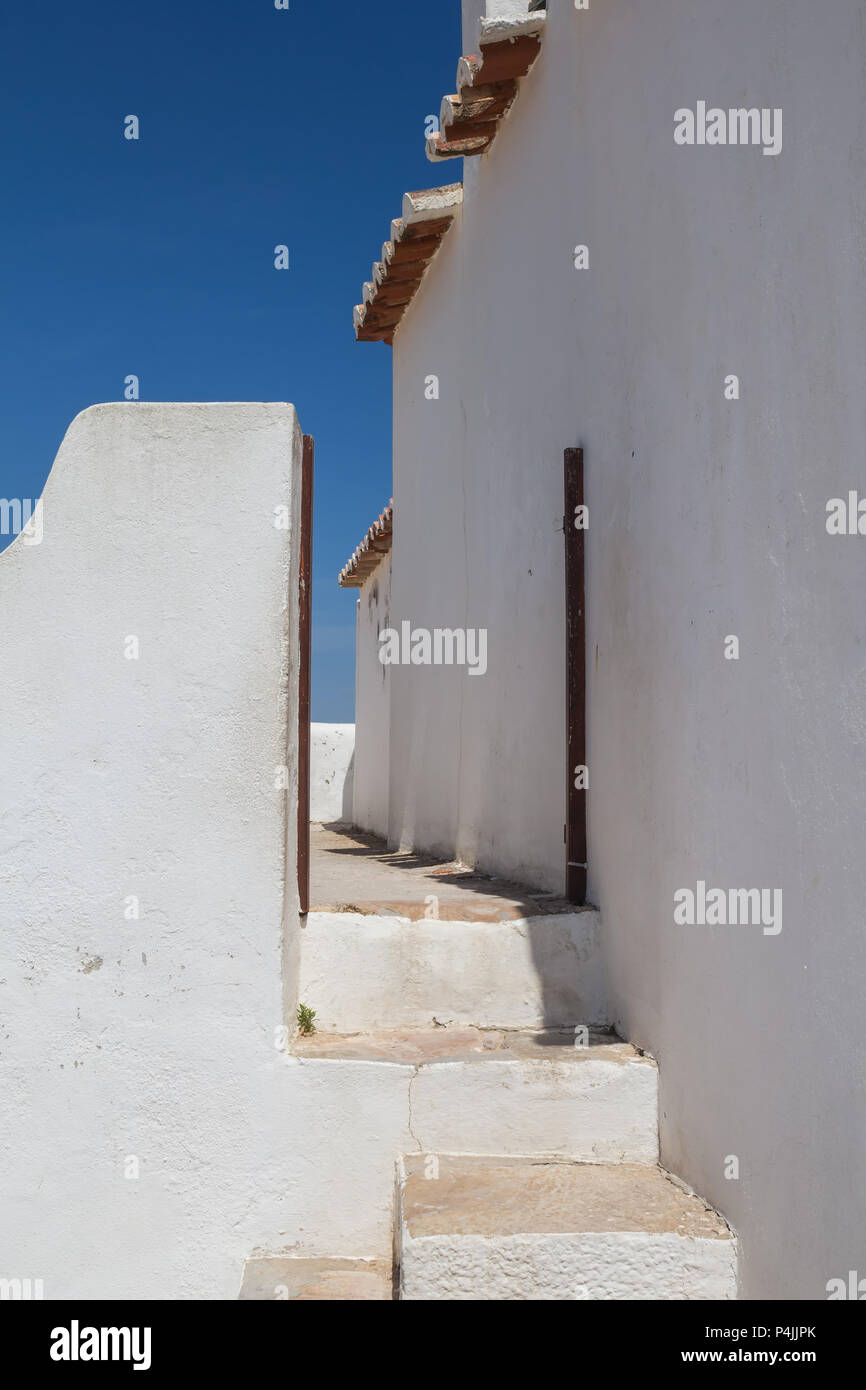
[396,1155,738,1300]
[239,1256,392,1301]
[294,1025,658,1166]
[299,909,607,1032]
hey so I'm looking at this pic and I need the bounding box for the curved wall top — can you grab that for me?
[0,401,303,1297]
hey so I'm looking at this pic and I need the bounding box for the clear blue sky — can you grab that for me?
[0,0,461,720]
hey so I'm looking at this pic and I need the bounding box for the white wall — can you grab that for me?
[352,556,391,839]
[462,0,529,48]
[392,189,565,885]
[461,1,485,52]
[310,723,355,824]
[0,402,314,1297]
[389,0,866,1297]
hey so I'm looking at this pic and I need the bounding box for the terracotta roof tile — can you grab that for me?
[353,186,462,345]
[353,13,545,346]
[427,12,546,162]
[338,502,393,588]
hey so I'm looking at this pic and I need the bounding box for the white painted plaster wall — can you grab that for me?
[462,0,529,49]
[392,182,566,886]
[0,402,357,1297]
[389,0,866,1297]
[461,0,486,50]
[352,557,391,838]
[310,722,355,824]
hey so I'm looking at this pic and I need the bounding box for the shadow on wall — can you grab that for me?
[307,819,608,1031]
[341,752,355,824]
[442,681,603,1030]
[379,677,604,1027]
[527,908,609,1031]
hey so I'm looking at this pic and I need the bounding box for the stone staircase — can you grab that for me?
[396,1155,736,1301]
[240,898,738,1300]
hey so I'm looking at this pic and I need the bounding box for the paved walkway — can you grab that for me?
[310,823,572,923]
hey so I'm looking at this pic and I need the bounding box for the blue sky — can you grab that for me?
[0,0,461,720]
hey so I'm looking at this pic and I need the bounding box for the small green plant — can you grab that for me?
[296,1002,317,1036]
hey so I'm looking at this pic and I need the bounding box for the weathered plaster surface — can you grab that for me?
[387,0,866,1297]
[0,403,316,1297]
[462,0,531,49]
[310,723,355,823]
[352,557,391,837]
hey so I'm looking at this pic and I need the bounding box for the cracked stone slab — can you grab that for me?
[293,1029,658,1165]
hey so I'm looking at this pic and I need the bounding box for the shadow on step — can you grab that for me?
[310,822,576,925]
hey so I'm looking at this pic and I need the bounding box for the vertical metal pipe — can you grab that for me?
[297,435,314,915]
[564,447,587,904]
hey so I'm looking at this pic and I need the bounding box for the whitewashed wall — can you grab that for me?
[461,0,484,49]
[310,723,355,823]
[389,0,866,1297]
[462,0,527,47]
[352,556,391,839]
[0,402,318,1297]
[392,187,564,884]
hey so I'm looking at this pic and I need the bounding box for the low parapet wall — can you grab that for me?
[0,402,306,1297]
[311,723,355,823]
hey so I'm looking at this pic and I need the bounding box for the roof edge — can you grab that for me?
[338,503,394,588]
[353,185,462,345]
